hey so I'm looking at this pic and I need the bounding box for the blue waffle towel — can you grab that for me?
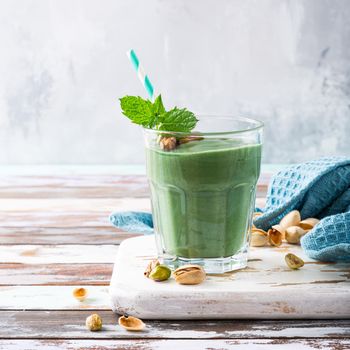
[109,211,154,235]
[254,157,350,262]
[110,157,350,262]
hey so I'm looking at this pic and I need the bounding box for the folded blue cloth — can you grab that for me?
[109,211,154,235]
[110,157,350,262]
[254,157,350,262]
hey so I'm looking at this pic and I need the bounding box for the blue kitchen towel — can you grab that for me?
[109,211,154,235]
[254,156,350,262]
[110,157,350,262]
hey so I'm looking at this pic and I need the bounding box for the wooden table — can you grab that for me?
[0,166,349,350]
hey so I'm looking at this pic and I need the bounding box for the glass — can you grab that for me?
[143,116,263,273]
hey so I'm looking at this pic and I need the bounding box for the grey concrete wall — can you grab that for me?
[0,0,349,164]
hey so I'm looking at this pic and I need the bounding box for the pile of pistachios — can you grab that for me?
[251,210,319,247]
[144,259,206,285]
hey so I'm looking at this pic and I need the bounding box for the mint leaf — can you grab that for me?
[157,108,198,132]
[152,95,166,116]
[119,94,198,132]
[119,96,153,127]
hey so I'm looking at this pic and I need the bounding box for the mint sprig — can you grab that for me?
[119,95,198,132]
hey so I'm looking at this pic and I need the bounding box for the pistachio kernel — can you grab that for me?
[285,253,304,270]
[86,313,102,331]
[118,315,145,331]
[148,264,171,282]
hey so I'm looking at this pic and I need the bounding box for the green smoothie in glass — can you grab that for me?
[146,138,261,260]
[120,94,263,273]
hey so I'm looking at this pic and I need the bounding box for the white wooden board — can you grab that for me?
[110,236,350,319]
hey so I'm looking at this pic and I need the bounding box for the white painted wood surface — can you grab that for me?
[110,236,350,319]
[0,245,118,264]
[0,286,110,310]
[1,339,349,350]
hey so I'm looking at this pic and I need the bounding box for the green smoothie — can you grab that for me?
[146,138,262,259]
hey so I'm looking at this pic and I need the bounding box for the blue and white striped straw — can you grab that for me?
[127,49,155,102]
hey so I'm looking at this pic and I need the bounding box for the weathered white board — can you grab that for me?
[110,236,350,319]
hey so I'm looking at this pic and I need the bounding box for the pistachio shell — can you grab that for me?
[250,229,268,247]
[268,227,283,247]
[174,265,206,285]
[285,226,307,244]
[144,259,160,277]
[271,224,286,240]
[73,287,88,302]
[118,315,145,331]
[159,136,177,151]
[299,218,319,230]
[279,210,301,229]
[285,253,304,269]
[148,264,171,282]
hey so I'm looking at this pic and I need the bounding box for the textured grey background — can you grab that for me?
[0,0,349,164]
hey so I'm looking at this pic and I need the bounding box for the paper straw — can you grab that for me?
[127,49,155,101]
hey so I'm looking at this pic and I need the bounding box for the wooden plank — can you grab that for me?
[0,245,118,264]
[0,264,112,286]
[1,339,349,350]
[0,175,150,199]
[0,174,270,199]
[0,198,151,227]
[0,286,110,309]
[0,227,141,245]
[0,311,349,339]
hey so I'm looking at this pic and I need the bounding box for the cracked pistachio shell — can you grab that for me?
[268,227,283,247]
[250,229,268,247]
[174,265,206,285]
[118,315,145,331]
[144,259,160,278]
[73,287,88,302]
[148,264,171,282]
[271,224,286,240]
[299,218,319,230]
[285,226,307,244]
[285,253,304,269]
[279,210,301,229]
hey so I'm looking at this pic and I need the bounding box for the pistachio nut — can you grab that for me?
[144,259,160,277]
[86,313,102,331]
[250,229,268,247]
[299,218,319,230]
[174,264,206,285]
[285,226,307,244]
[148,264,171,282]
[73,287,88,302]
[279,210,301,229]
[285,253,304,270]
[268,227,283,247]
[159,136,177,151]
[118,315,145,331]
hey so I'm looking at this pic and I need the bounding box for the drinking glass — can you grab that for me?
[143,116,263,273]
